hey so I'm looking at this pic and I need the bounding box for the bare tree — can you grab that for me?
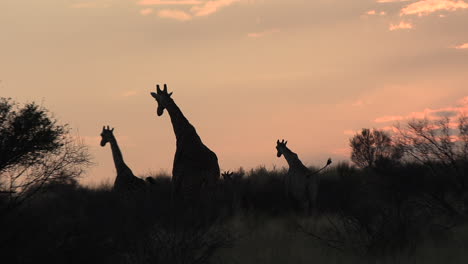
[0,98,91,211]
[392,116,468,216]
[350,128,402,168]
[458,114,468,161]
[395,117,468,187]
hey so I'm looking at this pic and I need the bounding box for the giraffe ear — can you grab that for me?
[168,92,173,97]
[285,141,287,145]
[150,92,157,98]
[111,128,114,132]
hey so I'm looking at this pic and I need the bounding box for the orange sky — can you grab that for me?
[1,0,467,185]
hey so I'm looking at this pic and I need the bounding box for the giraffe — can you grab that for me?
[100,126,145,193]
[150,84,220,204]
[276,139,332,214]
[222,170,244,216]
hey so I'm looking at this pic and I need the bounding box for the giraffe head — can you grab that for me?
[150,84,173,116]
[222,171,234,181]
[100,126,115,147]
[276,139,288,158]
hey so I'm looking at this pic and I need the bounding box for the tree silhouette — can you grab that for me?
[395,116,468,190]
[350,128,402,168]
[0,98,91,211]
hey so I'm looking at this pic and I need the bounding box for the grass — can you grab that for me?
[2,162,468,263]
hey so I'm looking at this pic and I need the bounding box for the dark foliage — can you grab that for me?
[350,128,403,168]
[2,104,468,262]
[0,98,91,213]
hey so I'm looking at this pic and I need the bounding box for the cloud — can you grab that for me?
[400,0,468,16]
[374,97,468,123]
[377,0,411,2]
[137,0,202,5]
[352,100,365,107]
[454,43,468,49]
[136,0,242,21]
[157,9,192,21]
[366,10,387,16]
[375,115,405,123]
[190,0,241,17]
[247,28,280,38]
[140,8,154,15]
[389,21,413,30]
[459,96,468,105]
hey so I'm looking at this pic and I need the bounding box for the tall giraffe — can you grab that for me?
[100,126,145,192]
[276,139,331,213]
[150,84,220,203]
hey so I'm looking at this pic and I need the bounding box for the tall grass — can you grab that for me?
[1,162,468,263]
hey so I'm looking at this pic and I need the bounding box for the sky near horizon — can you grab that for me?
[1,0,468,185]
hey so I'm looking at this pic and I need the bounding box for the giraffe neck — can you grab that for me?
[282,147,306,169]
[165,99,198,142]
[109,137,129,173]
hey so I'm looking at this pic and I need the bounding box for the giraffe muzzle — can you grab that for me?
[157,106,165,116]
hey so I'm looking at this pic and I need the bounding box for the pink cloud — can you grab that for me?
[247,28,280,38]
[352,100,365,107]
[374,97,468,124]
[136,0,243,19]
[389,21,413,30]
[380,126,400,133]
[400,0,468,16]
[458,96,468,105]
[375,115,406,123]
[454,43,468,49]
[191,0,240,17]
[140,8,154,15]
[157,9,192,21]
[138,0,202,5]
[377,0,411,2]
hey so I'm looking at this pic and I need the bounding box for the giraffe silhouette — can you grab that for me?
[221,170,244,216]
[150,84,220,203]
[276,139,331,214]
[100,126,145,192]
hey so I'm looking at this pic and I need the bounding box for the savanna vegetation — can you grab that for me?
[1,97,468,264]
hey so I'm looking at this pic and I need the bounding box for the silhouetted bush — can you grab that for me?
[4,117,468,261]
[0,97,91,214]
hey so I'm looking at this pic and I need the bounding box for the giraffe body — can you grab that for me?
[150,85,220,203]
[276,140,318,213]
